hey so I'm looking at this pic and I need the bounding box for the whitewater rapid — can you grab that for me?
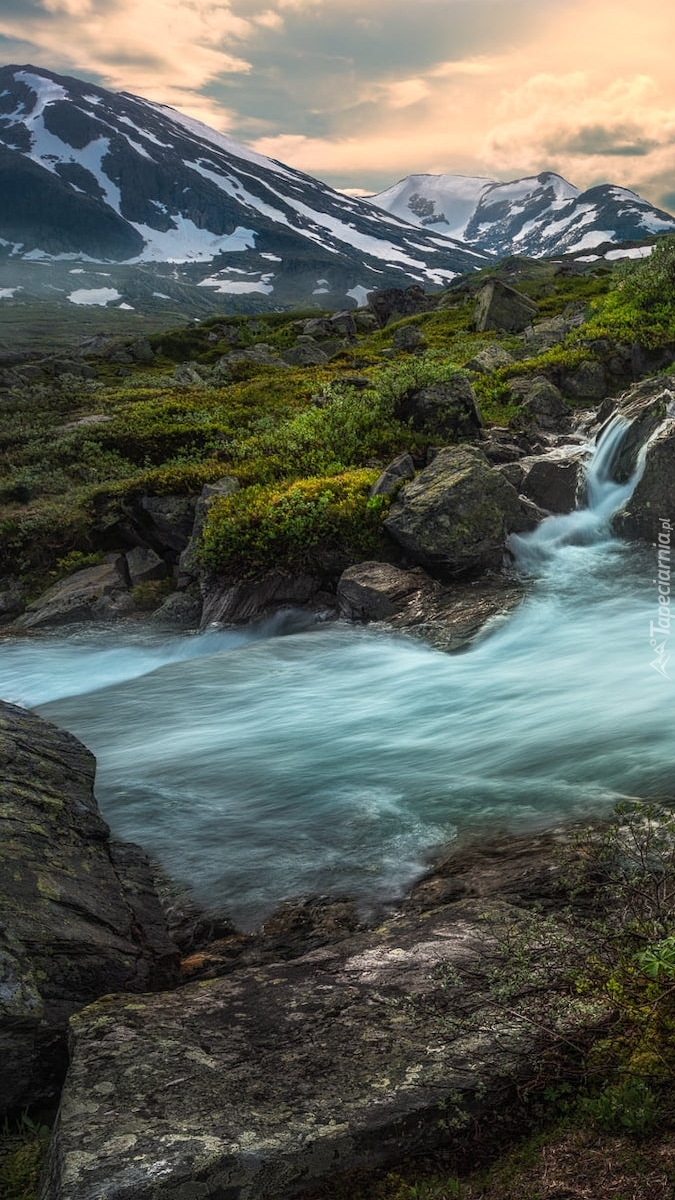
[1,419,671,926]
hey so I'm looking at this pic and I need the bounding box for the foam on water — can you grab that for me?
[1,419,672,926]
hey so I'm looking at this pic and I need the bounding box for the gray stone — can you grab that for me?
[0,702,178,1114]
[520,456,582,514]
[509,376,570,430]
[173,362,206,386]
[282,342,330,367]
[353,310,380,333]
[200,572,321,626]
[397,375,483,441]
[39,879,596,1200]
[522,315,570,354]
[13,556,130,630]
[139,495,197,553]
[473,280,538,334]
[369,285,438,327]
[369,452,416,497]
[562,360,606,401]
[126,546,168,586]
[153,591,203,626]
[0,582,25,621]
[464,344,515,373]
[611,378,675,482]
[301,318,334,339]
[338,562,433,621]
[128,338,154,363]
[392,324,426,352]
[329,310,357,338]
[384,446,528,576]
[179,477,240,579]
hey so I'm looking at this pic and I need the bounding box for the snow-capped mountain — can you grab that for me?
[370,171,675,258]
[0,64,488,307]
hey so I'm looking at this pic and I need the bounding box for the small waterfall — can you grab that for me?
[510,416,643,573]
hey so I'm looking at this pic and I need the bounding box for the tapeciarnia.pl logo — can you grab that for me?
[650,517,672,678]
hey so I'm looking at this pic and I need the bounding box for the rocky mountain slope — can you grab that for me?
[370,170,675,258]
[0,64,488,311]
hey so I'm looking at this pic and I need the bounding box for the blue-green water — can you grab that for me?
[1,421,672,926]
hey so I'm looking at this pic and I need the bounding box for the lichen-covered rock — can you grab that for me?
[464,343,514,373]
[39,883,597,1200]
[562,360,606,401]
[392,324,426,352]
[0,703,178,1113]
[509,375,570,430]
[13,556,130,630]
[384,446,528,576]
[396,375,482,442]
[125,546,167,586]
[473,279,538,334]
[282,341,329,367]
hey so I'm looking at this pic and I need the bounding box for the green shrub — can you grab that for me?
[199,468,388,577]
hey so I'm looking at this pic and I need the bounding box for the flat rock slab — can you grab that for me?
[41,890,594,1200]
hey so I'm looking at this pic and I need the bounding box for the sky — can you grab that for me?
[1,0,674,211]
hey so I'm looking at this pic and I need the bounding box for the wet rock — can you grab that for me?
[369,452,416,497]
[337,562,434,621]
[473,279,538,334]
[125,546,168,586]
[613,420,675,541]
[464,343,515,373]
[0,702,178,1113]
[396,375,483,441]
[200,572,322,626]
[13,556,130,630]
[610,377,675,482]
[153,590,203,626]
[384,446,528,577]
[387,574,525,652]
[520,454,582,514]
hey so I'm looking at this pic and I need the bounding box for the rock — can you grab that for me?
[480,438,524,465]
[178,476,240,580]
[301,318,334,339]
[522,315,569,354]
[384,446,528,577]
[387,574,524,652]
[396,375,483,442]
[329,310,357,338]
[13,556,130,630]
[353,310,380,333]
[369,452,416,497]
[464,343,515,373]
[200,572,322,626]
[392,324,426,352]
[125,546,168,586]
[128,338,154,363]
[368,284,438,327]
[613,420,675,541]
[496,461,526,490]
[562,360,606,401]
[215,344,290,374]
[40,875,596,1200]
[0,580,25,621]
[282,342,329,367]
[509,375,570,430]
[338,562,433,621]
[630,341,675,379]
[153,590,203,626]
[173,362,206,386]
[473,280,538,334]
[610,377,675,482]
[520,454,582,514]
[139,495,197,553]
[0,702,178,1113]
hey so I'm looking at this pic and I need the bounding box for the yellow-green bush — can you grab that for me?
[200,469,389,577]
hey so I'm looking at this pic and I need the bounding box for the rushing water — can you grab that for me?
[1,419,672,927]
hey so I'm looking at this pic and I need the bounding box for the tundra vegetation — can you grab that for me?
[3,242,675,1197]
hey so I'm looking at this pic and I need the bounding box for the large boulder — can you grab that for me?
[0,703,178,1113]
[608,378,675,482]
[520,453,583,514]
[464,343,515,373]
[138,494,197,553]
[200,572,323,627]
[13,556,131,630]
[561,360,607,401]
[282,340,330,367]
[473,280,538,334]
[384,446,528,576]
[337,562,433,621]
[613,420,675,541]
[39,870,598,1200]
[368,284,438,327]
[396,375,483,442]
[509,375,570,430]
